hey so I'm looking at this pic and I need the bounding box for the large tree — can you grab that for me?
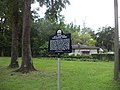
[17,0,36,73]
[9,0,19,68]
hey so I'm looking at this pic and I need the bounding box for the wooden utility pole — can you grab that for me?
[114,0,119,80]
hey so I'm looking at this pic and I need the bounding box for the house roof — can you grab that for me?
[72,44,99,49]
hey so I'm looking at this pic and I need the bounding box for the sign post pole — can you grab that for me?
[58,53,60,90]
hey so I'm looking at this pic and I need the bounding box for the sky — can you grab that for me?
[31,0,120,32]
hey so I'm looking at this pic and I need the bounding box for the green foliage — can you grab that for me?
[82,27,94,34]
[0,27,12,56]
[71,30,96,46]
[86,39,96,46]
[70,26,96,46]
[36,0,70,22]
[71,31,81,43]
[0,0,23,56]
[65,23,80,32]
[91,53,114,61]
[30,18,82,57]
[0,57,120,90]
[79,32,91,44]
[95,26,114,51]
[31,19,60,57]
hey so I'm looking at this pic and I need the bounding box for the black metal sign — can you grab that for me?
[48,30,72,53]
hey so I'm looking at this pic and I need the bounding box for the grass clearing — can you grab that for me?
[0,57,120,90]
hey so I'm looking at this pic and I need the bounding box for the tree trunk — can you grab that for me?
[16,0,36,73]
[9,0,19,68]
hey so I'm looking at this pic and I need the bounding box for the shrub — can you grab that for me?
[91,53,114,61]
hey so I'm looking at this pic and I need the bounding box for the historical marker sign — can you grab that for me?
[48,30,72,90]
[48,30,72,54]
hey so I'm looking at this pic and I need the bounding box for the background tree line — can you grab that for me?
[0,17,115,57]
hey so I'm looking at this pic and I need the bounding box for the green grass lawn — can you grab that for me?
[0,57,120,90]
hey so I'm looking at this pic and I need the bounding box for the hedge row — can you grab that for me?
[39,53,114,61]
[91,53,114,61]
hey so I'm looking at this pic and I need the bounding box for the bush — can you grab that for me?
[91,53,114,61]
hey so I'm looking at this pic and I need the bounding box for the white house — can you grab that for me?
[69,43,103,56]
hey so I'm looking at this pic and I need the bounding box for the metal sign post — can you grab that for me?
[57,53,60,90]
